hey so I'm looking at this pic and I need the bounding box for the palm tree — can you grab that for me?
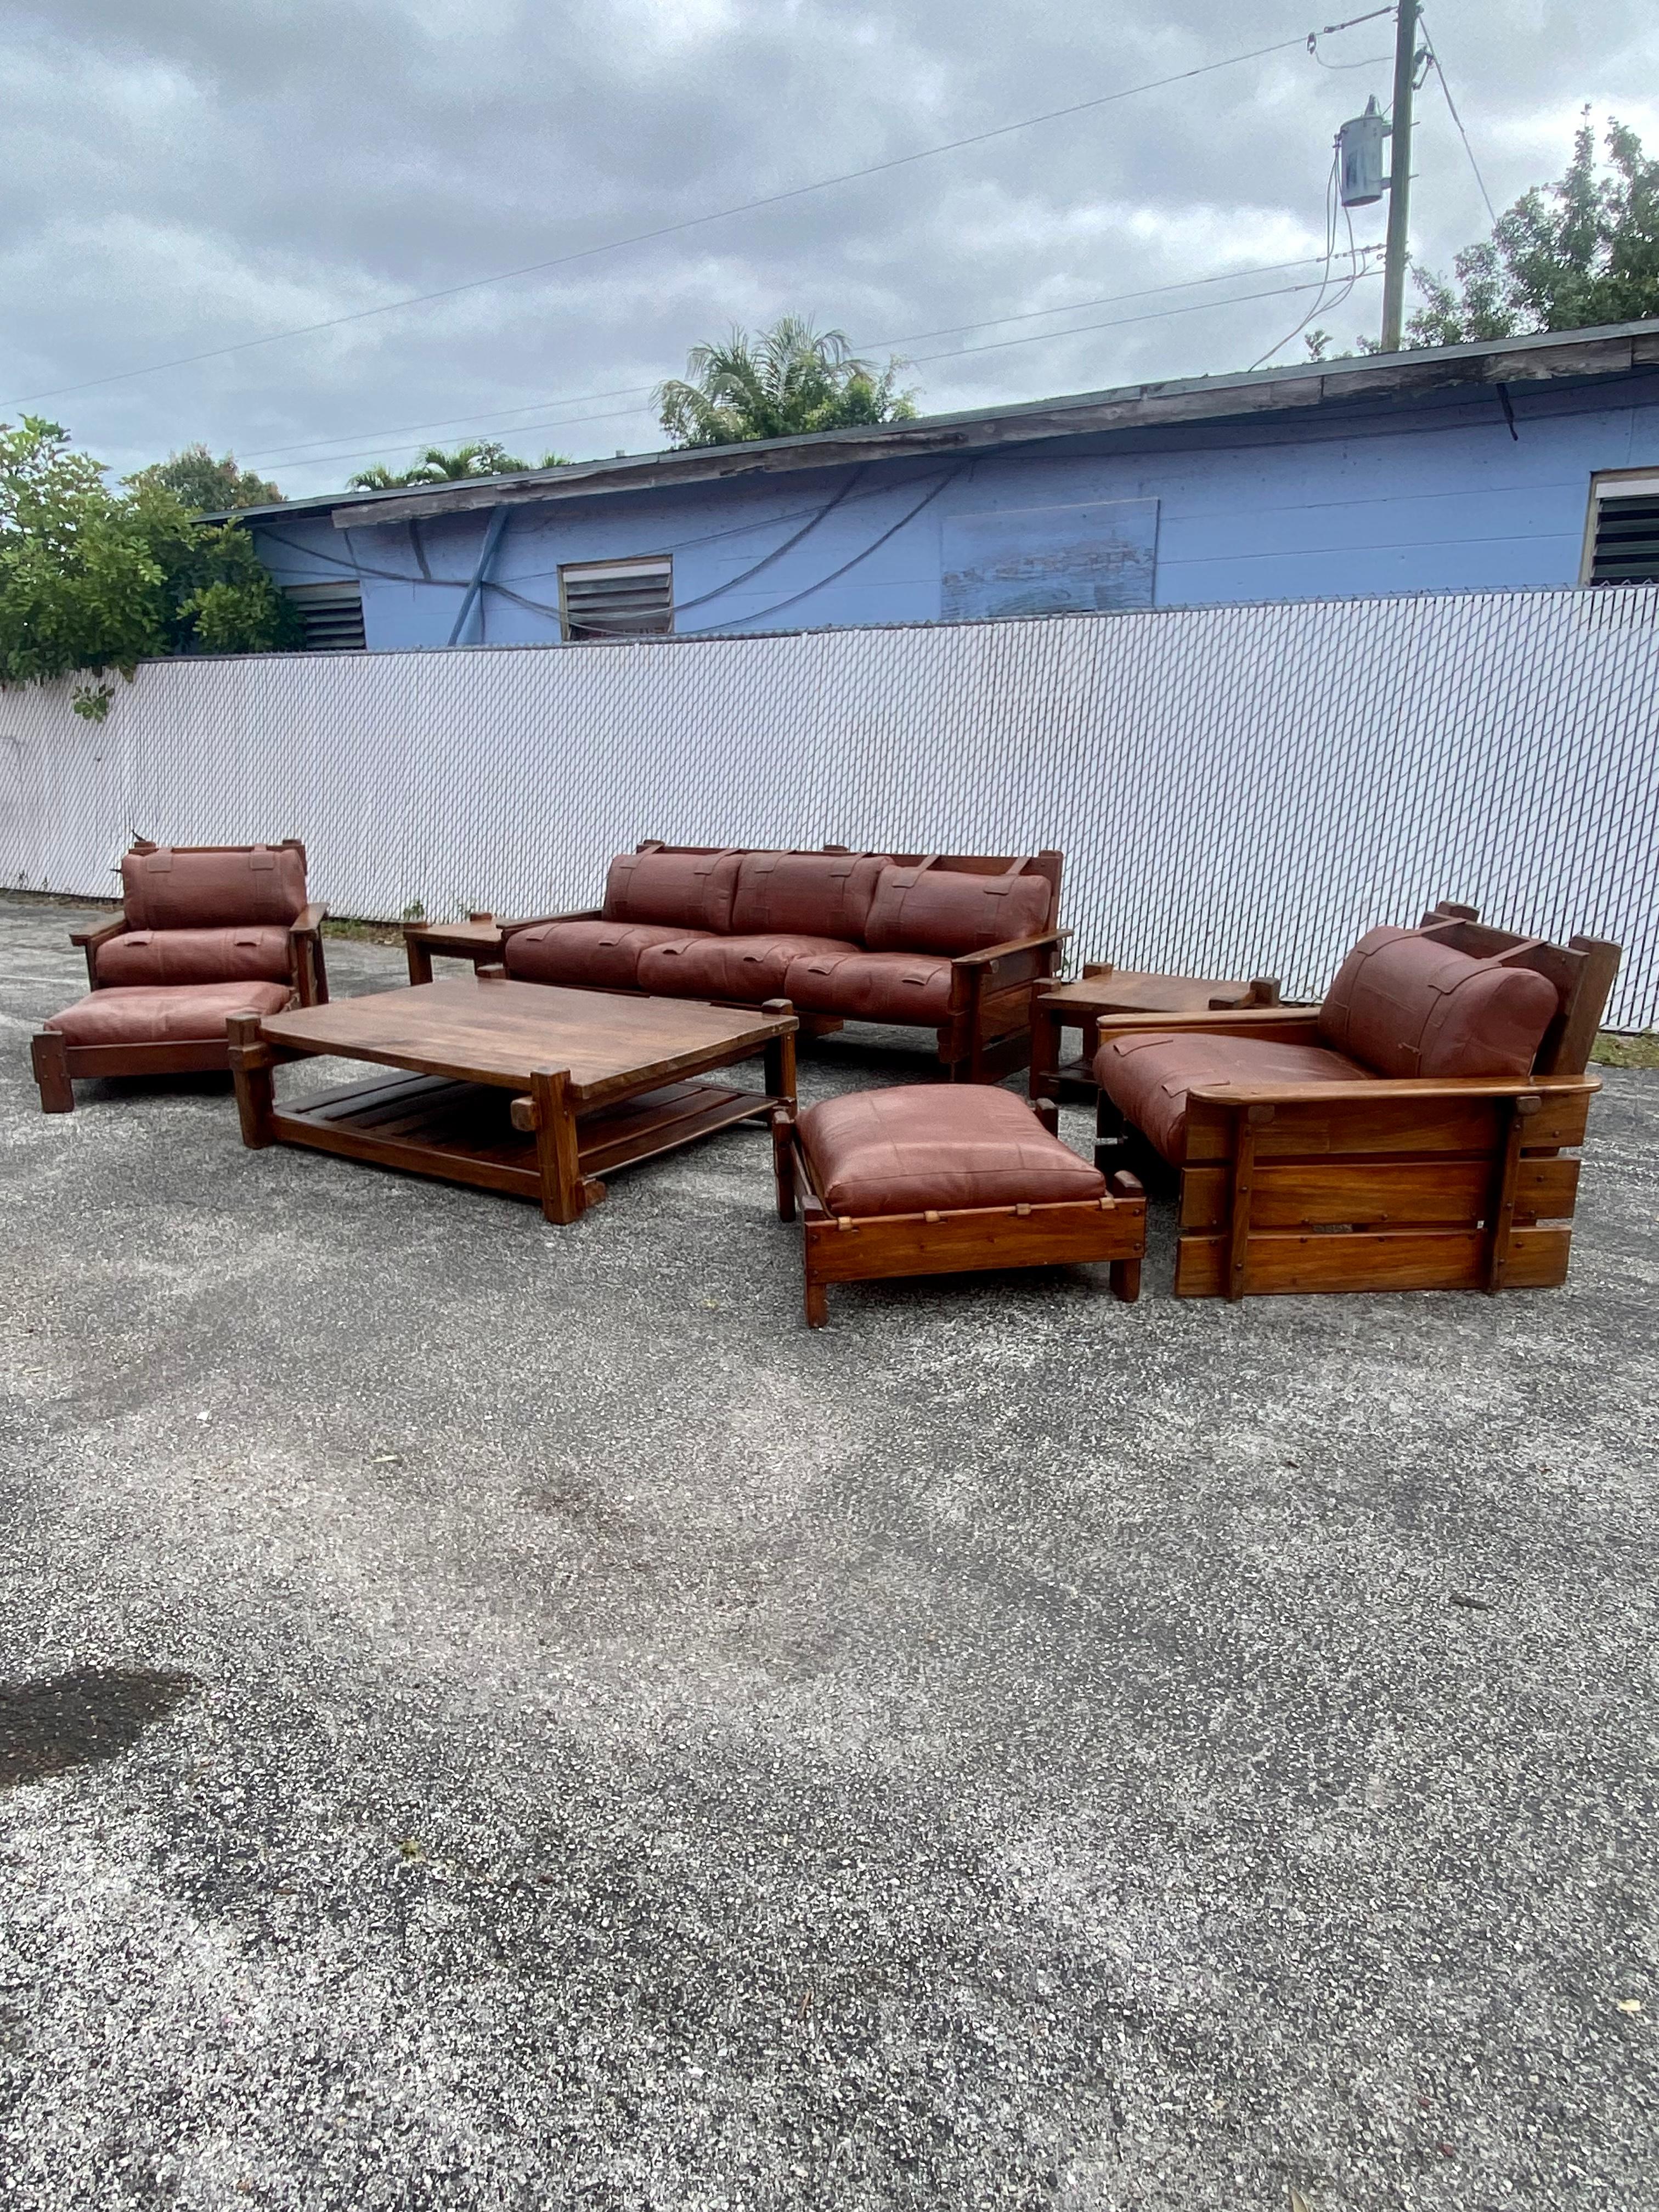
[346,441,569,492]
[655,318,917,448]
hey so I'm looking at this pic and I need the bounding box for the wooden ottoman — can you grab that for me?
[780,1084,1145,1326]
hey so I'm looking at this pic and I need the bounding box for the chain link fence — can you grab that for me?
[3,584,1656,1027]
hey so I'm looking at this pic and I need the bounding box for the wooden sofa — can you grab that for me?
[497,843,1067,1080]
[32,840,328,1113]
[1091,901,1621,1299]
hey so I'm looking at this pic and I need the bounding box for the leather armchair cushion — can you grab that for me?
[94,926,294,987]
[799,1085,1106,1216]
[636,934,856,1001]
[1096,1031,1370,1163]
[730,852,888,941]
[47,980,294,1047]
[863,863,1053,955]
[505,919,708,989]
[783,950,955,1023]
[1318,926,1560,1079]
[121,844,307,930]
[601,848,742,933]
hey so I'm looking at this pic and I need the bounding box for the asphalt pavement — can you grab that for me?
[1,894,1655,2211]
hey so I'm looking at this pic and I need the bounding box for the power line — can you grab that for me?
[238,252,1380,470]
[266,269,1383,483]
[1418,14,1498,224]
[3,20,1375,410]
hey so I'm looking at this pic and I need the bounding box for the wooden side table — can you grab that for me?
[402,913,507,985]
[1030,963,1281,1132]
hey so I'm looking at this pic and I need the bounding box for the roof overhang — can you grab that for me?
[206,320,1659,534]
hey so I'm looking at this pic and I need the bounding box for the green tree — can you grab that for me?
[346,439,569,490]
[0,416,300,719]
[655,317,918,448]
[1408,113,1659,346]
[125,443,284,514]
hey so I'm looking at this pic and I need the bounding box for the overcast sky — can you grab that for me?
[4,0,1657,496]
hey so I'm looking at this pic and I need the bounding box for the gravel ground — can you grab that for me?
[1,893,1655,2212]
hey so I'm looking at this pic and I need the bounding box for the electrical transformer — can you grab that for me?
[1338,98,1389,206]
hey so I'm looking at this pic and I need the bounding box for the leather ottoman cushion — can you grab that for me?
[783,949,955,1023]
[1096,1031,1370,1163]
[863,862,1053,955]
[1318,926,1560,1079]
[505,919,708,989]
[602,848,742,934]
[799,1085,1106,1216]
[47,980,294,1047]
[730,852,888,941]
[122,844,307,930]
[94,926,294,987]
[637,934,857,1001]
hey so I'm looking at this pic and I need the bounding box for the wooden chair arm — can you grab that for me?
[69,914,129,949]
[1187,1074,1601,1109]
[290,902,328,934]
[951,928,1071,971]
[1094,1008,1322,1039]
[497,909,603,939]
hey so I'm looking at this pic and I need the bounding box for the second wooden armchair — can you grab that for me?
[1091,901,1621,1300]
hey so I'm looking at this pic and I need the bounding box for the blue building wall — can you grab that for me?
[250,370,1659,648]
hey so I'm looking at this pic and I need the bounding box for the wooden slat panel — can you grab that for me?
[1179,1154,1582,1231]
[1174,1223,1573,1296]
[578,1085,770,1176]
[1183,1088,1591,1164]
[806,1201,1143,1285]
[269,1105,543,1201]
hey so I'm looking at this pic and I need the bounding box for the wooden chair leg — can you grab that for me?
[1108,1170,1144,1300]
[772,1113,797,1222]
[804,1278,829,1328]
[1094,1091,1127,1172]
[32,1030,74,1114]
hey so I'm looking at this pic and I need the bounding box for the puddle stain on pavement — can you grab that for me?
[0,1669,198,1788]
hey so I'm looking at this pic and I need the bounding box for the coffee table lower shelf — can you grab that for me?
[271,1069,774,1207]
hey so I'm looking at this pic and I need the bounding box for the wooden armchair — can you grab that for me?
[33,839,328,1113]
[1092,902,1621,1299]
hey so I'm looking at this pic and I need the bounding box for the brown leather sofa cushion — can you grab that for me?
[602,848,742,934]
[1096,1031,1370,1163]
[47,980,294,1047]
[505,919,707,989]
[730,852,889,941]
[863,862,1053,955]
[1318,926,1560,1078]
[121,844,307,930]
[637,934,856,1001]
[799,1085,1106,1215]
[783,950,955,1024]
[94,926,294,988]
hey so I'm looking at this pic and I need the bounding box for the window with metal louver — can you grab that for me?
[1585,475,1659,586]
[558,557,674,640]
[284,583,367,651]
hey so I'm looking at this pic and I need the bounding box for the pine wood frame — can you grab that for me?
[495,842,1068,1081]
[1092,903,1621,1300]
[32,841,329,1114]
[778,1120,1146,1328]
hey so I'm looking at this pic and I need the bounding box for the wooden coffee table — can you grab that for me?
[225,977,797,1224]
[1030,963,1281,1130]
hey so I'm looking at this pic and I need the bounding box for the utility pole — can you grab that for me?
[1379,0,1420,352]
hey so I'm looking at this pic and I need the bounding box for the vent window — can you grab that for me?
[558,556,673,640]
[285,582,366,651]
[1584,473,1659,586]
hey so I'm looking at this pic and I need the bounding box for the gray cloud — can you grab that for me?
[4,0,1657,492]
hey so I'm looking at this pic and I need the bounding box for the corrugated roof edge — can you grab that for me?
[200,318,1659,531]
